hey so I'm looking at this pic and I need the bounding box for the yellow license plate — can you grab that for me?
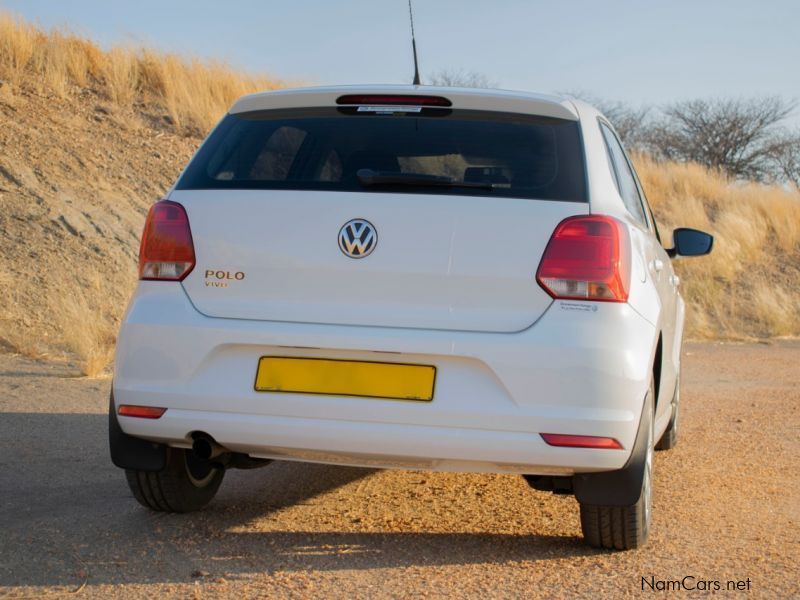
[254,357,436,401]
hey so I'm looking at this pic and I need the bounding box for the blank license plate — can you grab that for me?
[254,357,436,401]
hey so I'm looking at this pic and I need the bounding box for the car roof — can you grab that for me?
[230,84,580,121]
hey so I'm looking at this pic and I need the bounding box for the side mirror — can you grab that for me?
[668,228,713,258]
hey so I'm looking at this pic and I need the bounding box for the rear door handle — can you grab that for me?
[651,259,664,272]
[670,274,680,286]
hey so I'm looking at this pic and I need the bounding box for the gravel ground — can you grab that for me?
[0,341,797,599]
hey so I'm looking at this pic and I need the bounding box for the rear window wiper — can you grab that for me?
[356,169,495,190]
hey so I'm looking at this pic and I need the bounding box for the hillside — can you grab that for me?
[0,14,798,375]
[0,74,197,374]
[637,154,800,340]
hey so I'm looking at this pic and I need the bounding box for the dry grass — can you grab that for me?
[635,153,800,339]
[0,13,36,86]
[0,267,124,377]
[56,274,121,378]
[137,51,284,131]
[0,12,283,133]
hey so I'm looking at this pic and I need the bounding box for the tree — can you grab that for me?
[428,68,495,89]
[596,100,653,149]
[564,92,653,149]
[645,97,796,181]
[765,130,800,189]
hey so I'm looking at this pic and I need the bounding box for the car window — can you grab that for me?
[599,123,648,227]
[633,173,662,243]
[218,126,307,181]
[643,200,662,243]
[178,107,588,203]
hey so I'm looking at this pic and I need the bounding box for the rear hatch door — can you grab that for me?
[173,100,588,333]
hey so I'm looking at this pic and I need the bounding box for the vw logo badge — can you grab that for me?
[338,219,377,259]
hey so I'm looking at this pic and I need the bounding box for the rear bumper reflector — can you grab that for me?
[540,433,623,450]
[118,405,167,419]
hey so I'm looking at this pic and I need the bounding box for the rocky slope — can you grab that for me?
[0,79,200,372]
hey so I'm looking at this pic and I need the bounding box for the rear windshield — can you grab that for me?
[177,107,587,202]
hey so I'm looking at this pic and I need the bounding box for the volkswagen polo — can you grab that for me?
[109,85,712,550]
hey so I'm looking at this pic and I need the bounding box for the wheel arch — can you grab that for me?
[653,332,663,413]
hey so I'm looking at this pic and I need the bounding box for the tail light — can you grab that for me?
[536,215,630,302]
[139,200,195,281]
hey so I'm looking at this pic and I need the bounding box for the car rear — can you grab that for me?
[112,87,659,546]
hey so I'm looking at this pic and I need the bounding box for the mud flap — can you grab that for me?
[108,390,167,472]
[572,385,653,506]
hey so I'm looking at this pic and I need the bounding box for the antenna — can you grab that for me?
[408,0,421,85]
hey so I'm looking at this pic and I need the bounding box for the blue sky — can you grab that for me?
[3,0,799,112]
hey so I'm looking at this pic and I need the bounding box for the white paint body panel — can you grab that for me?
[231,84,579,121]
[115,284,656,474]
[114,85,684,475]
[176,190,583,332]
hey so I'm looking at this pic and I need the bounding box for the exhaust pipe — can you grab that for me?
[192,434,226,460]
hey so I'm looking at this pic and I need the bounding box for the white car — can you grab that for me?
[109,85,712,550]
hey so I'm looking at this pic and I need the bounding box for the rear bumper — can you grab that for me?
[113,283,658,475]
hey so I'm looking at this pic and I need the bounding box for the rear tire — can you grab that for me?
[656,374,680,451]
[125,448,224,513]
[579,381,654,550]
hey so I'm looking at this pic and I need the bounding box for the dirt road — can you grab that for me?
[1,341,797,598]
